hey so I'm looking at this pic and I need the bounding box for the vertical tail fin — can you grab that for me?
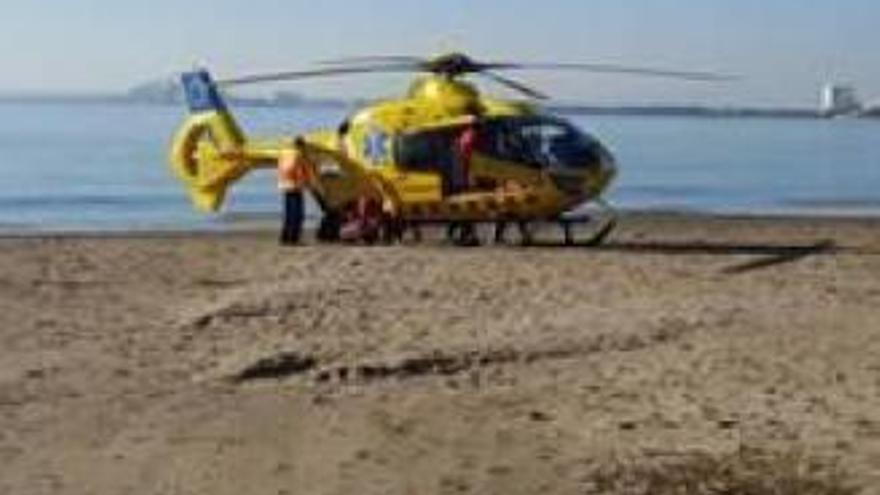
[181,70,229,113]
[169,70,250,211]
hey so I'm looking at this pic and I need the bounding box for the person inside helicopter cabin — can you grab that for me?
[453,117,478,194]
[444,115,481,245]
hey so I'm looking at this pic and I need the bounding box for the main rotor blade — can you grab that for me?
[217,63,419,87]
[480,71,549,100]
[317,55,425,66]
[319,53,506,75]
[490,62,738,82]
[310,54,736,82]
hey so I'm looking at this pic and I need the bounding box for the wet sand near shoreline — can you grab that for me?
[0,212,878,494]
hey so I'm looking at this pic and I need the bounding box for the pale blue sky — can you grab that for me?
[2,0,877,106]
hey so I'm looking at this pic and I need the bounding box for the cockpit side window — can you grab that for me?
[480,119,541,168]
[481,117,601,169]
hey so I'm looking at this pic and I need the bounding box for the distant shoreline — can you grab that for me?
[2,93,879,119]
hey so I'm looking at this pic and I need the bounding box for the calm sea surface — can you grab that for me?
[0,102,878,231]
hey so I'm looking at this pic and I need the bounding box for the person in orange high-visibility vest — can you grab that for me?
[277,138,313,245]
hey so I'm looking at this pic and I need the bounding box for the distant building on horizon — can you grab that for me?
[862,101,880,117]
[820,84,862,117]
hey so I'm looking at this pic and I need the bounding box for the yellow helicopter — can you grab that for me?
[169,53,729,245]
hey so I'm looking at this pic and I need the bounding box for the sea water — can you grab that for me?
[0,102,878,231]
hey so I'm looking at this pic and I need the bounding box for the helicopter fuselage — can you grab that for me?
[169,72,617,223]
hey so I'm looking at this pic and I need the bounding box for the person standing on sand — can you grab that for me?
[277,138,312,245]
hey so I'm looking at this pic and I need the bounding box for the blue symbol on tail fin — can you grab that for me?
[181,70,226,113]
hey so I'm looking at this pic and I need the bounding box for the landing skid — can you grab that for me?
[445,199,618,247]
[558,213,618,247]
[319,200,618,248]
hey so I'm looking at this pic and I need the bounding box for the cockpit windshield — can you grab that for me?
[480,117,604,169]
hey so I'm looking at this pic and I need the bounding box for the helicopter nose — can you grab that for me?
[585,146,617,196]
[601,148,618,177]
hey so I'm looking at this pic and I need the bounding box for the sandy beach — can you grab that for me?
[0,212,878,494]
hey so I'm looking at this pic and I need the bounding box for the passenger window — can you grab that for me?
[394,128,459,172]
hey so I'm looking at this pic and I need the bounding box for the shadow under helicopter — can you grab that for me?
[518,238,838,275]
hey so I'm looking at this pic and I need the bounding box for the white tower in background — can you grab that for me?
[820,84,861,117]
